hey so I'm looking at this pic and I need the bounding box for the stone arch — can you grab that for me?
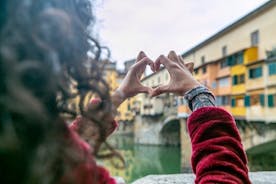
[246,140,276,171]
[160,116,180,146]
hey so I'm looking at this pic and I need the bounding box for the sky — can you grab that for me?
[94,0,269,69]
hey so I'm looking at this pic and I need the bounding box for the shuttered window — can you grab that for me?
[244,95,250,107]
[268,62,276,76]
[232,75,238,85]
[249,66,262,79]
[232,74,245,85]
[260,94,265,106]
[231,98,236,107]
[268,94,275,107]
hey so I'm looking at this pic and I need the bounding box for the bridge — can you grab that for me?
[134,107,276,171]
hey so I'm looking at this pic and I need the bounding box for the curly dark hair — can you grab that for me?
[0,0,114,183]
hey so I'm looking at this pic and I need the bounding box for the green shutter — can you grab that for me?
[245,95,250,107]
[231,98,236,107]
[268,62,276,76]
[268,94,274,107]
[232,75,238,85]
[260,94,265,106]
[226,57,231,66]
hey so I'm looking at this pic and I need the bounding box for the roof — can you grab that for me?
[181,0,276,58]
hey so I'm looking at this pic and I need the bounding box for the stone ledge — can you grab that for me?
[132,172,276,184]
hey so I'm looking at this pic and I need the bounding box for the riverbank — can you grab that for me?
[132,171,276,184]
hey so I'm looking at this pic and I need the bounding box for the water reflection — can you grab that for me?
[100,135,276,183]
[101,135,181,183]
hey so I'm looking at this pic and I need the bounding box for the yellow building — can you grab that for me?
[179,1,276,122]
[103,61,119,92]
[115,1,276,123]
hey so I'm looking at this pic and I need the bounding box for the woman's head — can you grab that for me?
[0,0,112,183]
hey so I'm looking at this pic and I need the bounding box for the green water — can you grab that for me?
[102,135,181,183]
[101,135,276,183]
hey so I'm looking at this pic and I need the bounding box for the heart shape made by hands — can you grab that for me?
[118,50,197,99]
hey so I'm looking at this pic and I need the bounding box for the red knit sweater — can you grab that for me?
[188,107,251,184]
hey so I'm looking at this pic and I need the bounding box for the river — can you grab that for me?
[100,135,276,183]
[100,135,181,183]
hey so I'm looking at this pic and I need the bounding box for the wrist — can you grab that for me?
[111,89,126,108]
[184,85,216,111]
[181,80,201,95]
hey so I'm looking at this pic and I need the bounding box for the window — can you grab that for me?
[232,74,245,85]
[226,52,244,66]
[260,94,265,106]
[218,77,229,87]
[201,56,205,64]
[268,62,276,76]
[232,75,238,85]
[231,98,236,107]
[222,46,227,57]
[144,104,153,109]
[237,52,243,64]
[212,81,217,89]
[268,94,276,107]
[245,94,265,106]
[251,30,259,46]
[240,74,245,83]
[226,56,232,66]
[249,66,262,79]
[202,66,207,74]
[231,97,244,107]
[217,96,230,106]
[220,59,228,68]
[251,94,261,106]
[244,95,250,107]
[194,68,199,74]
[266,49,276,59]
[236,97,244,107]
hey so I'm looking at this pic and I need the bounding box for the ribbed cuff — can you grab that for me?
[184,85,216,111]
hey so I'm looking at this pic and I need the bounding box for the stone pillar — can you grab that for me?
[180,118,192,172]
[134,115,163,145]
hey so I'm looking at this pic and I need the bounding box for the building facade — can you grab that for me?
[180,0,276,123]
[138,1,276,123]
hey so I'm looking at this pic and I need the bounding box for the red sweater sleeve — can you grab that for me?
[187,107,251,184]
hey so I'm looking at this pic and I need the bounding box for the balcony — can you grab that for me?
[231,106,246,118]
[232,84,246,95]
[244,47,258,65]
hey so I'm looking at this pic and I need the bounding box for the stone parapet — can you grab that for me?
[132,172,276,184]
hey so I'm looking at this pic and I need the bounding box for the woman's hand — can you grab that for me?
[151,51,200,97]
[112,51,154,107]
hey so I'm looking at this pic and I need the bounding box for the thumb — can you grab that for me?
[150,84,169,97]
[138,85,153,94]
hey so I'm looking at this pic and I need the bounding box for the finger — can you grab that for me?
[135,57,155,72]
[177,55,185,68]
[185,62,194,73]
[155,55,172,71]
[138,85,153,94]
[150,84,170,97]
[168,50,179,64]
[136,51,147,62]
